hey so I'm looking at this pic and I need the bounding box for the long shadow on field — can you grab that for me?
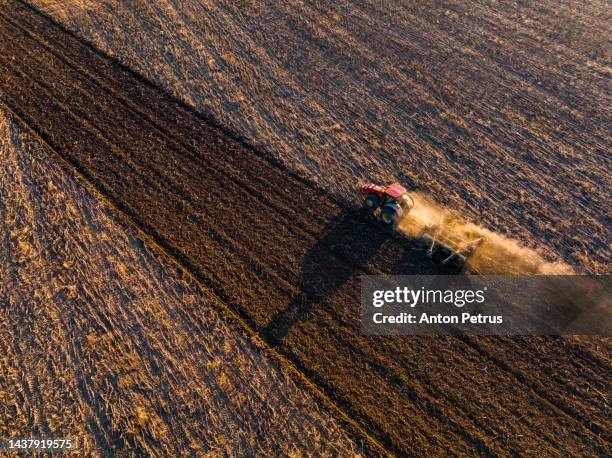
[262,208,462,344]
[263,208,391,344]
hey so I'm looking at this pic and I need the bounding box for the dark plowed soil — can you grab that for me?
[0,1,609,455]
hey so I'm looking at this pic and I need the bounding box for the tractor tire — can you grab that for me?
[364,193,380,209]
[381,204,404,225]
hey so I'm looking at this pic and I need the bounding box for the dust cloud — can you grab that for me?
[397,192,574,275]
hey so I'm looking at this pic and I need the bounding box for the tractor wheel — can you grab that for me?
[381,204,404,225]
[364,193,380,209]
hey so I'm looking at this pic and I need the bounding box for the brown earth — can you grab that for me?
[0,1,609,455]
[0,111,363,456]
[29,0,612,274]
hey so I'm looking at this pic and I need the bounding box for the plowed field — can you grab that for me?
[0,1,610,455]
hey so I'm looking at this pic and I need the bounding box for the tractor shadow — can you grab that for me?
[263,208,388,344]
[263,208,459,345]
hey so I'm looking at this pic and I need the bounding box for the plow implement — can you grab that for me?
[418,216,484,265]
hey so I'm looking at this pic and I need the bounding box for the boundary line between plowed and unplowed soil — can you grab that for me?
[4,0,610,450]
[0,48,307,302]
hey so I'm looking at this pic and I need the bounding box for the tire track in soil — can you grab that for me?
[1,1,610,455]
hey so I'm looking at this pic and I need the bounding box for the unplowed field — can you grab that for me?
[0,1,610,455]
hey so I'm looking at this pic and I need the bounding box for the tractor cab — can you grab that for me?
[361,182,414,225]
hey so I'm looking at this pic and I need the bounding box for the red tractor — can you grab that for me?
[361,182,414,226]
